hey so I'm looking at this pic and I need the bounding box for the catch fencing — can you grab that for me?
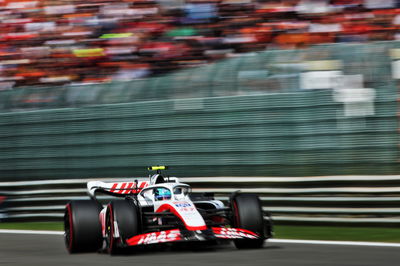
[1,176,400,225]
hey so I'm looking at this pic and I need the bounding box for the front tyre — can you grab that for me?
[106,200,139,255]
[64,200,103,253]
[231,193,265,249]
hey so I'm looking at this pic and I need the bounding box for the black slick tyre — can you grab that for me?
[64,200,102,253]
[231,193,265,249]
[106,199,139,255]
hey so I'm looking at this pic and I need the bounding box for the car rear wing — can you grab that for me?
[87,180,149,198]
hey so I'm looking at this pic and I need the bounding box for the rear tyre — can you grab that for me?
[231,194,265,249]
[106,200,139,255]
[64,200,103,253]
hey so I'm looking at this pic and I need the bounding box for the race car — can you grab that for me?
[64,166,273,254]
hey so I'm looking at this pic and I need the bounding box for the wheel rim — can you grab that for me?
[233,200,240,227]
[64,204,73,252]
[106,205,115,253]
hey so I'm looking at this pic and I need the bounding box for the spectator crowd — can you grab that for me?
[1,0,400,90]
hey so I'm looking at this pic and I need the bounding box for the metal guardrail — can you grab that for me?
[1,176,400,224]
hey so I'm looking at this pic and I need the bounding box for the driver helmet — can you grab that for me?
[154,187,171,201]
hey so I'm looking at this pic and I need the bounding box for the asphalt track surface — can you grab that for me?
[1,232,399,266]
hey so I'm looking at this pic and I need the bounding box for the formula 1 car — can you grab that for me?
[64,166,273,254]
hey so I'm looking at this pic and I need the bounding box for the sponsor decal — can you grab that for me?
[174,202,191,208]
[173,202,195,212]
[155,203,207,231]
[109,181,148,194]
[126,229,182,246]
[212,227,259,239]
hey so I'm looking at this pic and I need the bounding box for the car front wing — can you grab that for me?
[126,227,261,246]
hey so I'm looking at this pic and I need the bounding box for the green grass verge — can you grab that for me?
[275,225,400,243]
[1,223,400,243]
[0,222,63,231]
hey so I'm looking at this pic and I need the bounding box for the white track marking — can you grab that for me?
[268,239,400,247]
[0,229,63,235]
[0,230,399,247]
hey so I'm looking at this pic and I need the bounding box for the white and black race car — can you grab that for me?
[64,166,273,254]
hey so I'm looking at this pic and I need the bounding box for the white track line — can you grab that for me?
[0,229,63,235]
[0,230,399,247]
[269,239,400,247]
